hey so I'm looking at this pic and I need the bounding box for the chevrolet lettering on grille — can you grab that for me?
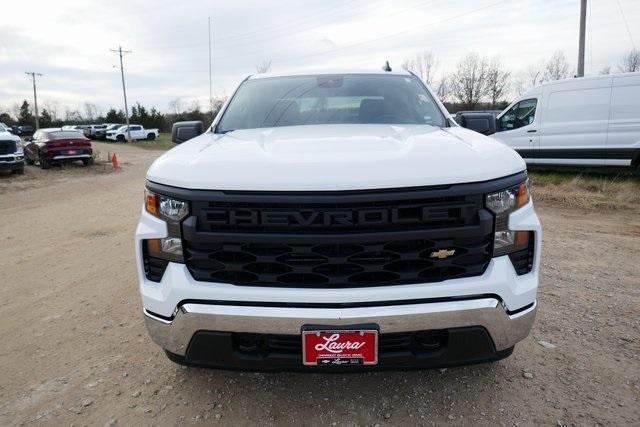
[205,206,458,229]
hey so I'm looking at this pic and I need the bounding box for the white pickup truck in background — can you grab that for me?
[106,125,159,141]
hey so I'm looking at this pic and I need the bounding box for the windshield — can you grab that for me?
[217,74,446,133]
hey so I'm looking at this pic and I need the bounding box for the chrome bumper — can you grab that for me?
[144,298,537,356]
[51,154,92,160]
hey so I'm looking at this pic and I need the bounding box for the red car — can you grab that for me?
[24,128,93,169]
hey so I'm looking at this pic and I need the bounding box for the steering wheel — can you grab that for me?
[375,114,404,123]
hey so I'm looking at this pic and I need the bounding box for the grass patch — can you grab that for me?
[529,167,640,211]
[101,133,175,150]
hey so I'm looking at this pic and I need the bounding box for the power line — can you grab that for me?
[25,72,43,130]
[616,0,636,50]
[110,46,133,142]
[269,0,510,67]
[144,0,506,70]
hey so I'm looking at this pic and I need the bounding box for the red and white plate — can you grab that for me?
[302,329,378,366]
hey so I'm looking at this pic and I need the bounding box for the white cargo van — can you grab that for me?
[459,73,640,174]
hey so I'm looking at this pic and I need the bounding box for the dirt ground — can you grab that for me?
[0,142,638,426]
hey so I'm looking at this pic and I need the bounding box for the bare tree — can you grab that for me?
[83,103,99,121]
[255,59,272,74]
[168,98,184,115]
[449,53,489,109]
[435,77,450,104]
[618,48,640,73]
[599,65,612,75]
[541,51,570,82]
[43,100,61,122]
[485,58,511,108]
[64,108,83,123]
[402,51,438,86]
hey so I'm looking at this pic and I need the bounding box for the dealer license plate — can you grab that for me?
[67,150,77,155]
[302,328,378,366]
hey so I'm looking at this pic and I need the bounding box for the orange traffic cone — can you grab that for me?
[112,152,119,169]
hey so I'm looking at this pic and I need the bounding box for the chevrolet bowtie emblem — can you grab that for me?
[430,249,456,259]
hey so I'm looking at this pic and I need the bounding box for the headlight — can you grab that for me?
[15,144,24,155]
[143,188,188,265]
[145,188,189,221]
[486,180,531,257]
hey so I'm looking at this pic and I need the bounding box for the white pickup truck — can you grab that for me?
[136,69,541,371]
[106,124,159,142]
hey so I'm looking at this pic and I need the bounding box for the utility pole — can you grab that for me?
[25,72,42,130]
[577,0,587,77]
[208,17,214,122]
[110,46,132,142]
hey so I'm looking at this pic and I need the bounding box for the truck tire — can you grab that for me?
[147,133,156,141]
[117,134,126,142]
[25,156,35,165]
[39,153,51,170]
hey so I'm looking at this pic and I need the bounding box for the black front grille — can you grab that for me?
[184,233,492,287]
[0,141,16,155]
[173,183,500,288]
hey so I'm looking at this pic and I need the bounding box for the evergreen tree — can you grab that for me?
[18,100,34,126]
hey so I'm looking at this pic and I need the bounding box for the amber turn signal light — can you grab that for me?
[145,190,158,215]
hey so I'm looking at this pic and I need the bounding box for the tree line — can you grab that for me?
[2,48,638,128]
[0,98,226,132]
[403,48,639,112]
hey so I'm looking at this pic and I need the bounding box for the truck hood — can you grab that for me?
[147,124,525,191]
[0,131,20,142]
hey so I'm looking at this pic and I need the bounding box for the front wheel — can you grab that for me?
[147,133,156,141]
[116,134,125,142]
[25,155,35,165]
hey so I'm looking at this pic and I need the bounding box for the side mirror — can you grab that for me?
[171,121,204,144]
[456,113,497,136]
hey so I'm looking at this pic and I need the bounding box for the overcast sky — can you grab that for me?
[1,0,638,118]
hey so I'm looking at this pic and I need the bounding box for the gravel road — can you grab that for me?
[0,142,638,426]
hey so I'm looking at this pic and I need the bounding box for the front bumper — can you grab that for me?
[144,298,536,369]
[0,156,24,170]
[136,190,541,369]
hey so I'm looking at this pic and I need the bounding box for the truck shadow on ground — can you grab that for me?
[168,359,529,423]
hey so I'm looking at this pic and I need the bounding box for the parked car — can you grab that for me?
[0,125,25,174]
[136,69,541,370]
[15,125,35,137]
[60,125,88,136]
[82,124,109,139]
[454,110,502,124]
[24,128,93,169]
[97,124,123,140]
[106,124,159,141]
[458,72,640,175]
